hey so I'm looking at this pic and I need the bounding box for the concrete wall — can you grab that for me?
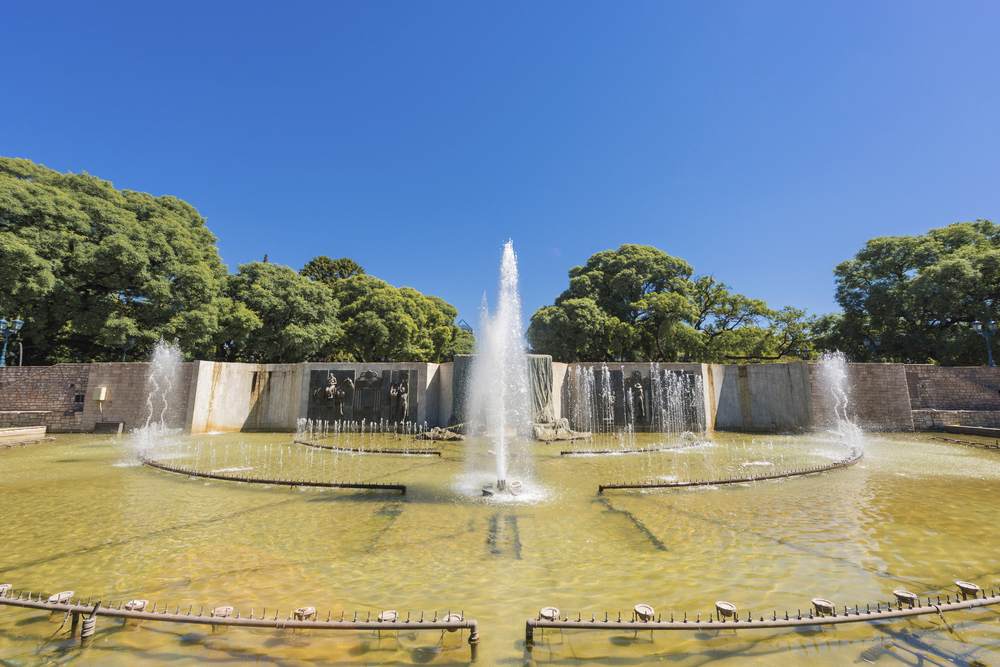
[552,362,569,421]
[186,362,304,434]
[7,358,1000,434]
[712,362,814,432]
[437,362,454,426]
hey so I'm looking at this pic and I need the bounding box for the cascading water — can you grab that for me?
[129,339,184,460]
[466,240,533,492]
[817,350,865,452]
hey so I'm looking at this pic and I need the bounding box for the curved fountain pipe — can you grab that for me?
[293,439,441,457]
[139,456,406,494]
[562,441,705,456]
[598,449,864,493]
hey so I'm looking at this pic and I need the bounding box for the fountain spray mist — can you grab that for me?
[468,240,532,484]
[818,350,865,452]
[129,339,185,460]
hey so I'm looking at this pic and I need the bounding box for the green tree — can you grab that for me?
[530,244,695,361]
[222,262,340,362]
[528,245,818,363]
[0,157,228,363]
[527,298,611,362]
[833,220,1000,364]
[300,256,365,283]
[329,275,469,362]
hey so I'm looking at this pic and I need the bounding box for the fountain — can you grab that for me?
[127,339,186,461]
[465,240,534,497]
[3,251,1000,665]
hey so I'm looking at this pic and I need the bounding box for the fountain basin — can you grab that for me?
[1,430,999,665]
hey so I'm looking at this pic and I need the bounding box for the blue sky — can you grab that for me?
[4,1,999,329]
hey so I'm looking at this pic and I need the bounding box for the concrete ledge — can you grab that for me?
[938,424,1000,438]
[93,421,125,435]
[912,409,1000,431]
[0,425,48,444]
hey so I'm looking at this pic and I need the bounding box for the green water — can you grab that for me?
[1,431,998,666]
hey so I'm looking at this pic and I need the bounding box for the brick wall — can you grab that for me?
[809,362,914,431]
[0,362,194,433]
[79,362,193,432]
[912,409,1000,430]
[905,365,1000,410]
[0,410,85,431]
[0,365,89,413]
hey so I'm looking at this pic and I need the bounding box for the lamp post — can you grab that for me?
[862,336,881,362]
[970,320,998,367]
[120,336,136,362]
[0,317,24,367]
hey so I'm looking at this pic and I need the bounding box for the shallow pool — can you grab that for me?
[1,429,998,666]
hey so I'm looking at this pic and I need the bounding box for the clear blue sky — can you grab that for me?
[4,1,999,328]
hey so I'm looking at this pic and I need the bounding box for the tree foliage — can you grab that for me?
[527,245,815,363]
[0,157,227,363]
[831,220,1000,365]
[330,275,472,362]
[220,262,340,363]
[300,255,365,283]
[0,157,470,365]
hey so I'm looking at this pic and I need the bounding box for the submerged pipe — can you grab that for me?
[598,450,863,493]
[293,440,441,457]
[139,456,406,494]
[561,442,704,456]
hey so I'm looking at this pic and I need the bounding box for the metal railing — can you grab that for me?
[598,449,863,493]
[526,584,999,648]
[0,586,478,657]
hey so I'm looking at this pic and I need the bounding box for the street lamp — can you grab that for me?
[970,320,998,367]
[862,336,881,362]
[0,317,24,367]
[120,336,136,362]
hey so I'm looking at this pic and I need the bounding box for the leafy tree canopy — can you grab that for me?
[300,255,365,283]
[222,262,340,363]
[330,275,473,362]
[0,157,227,363]
[830,220,1000,364]
[528,245,815,363]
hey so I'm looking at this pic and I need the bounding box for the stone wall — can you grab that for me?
[0,365,89,412]
[8,358,1000,434]
[78,362,193,433]
[809,363,913,431]
[905,365,1000,411]
[912,409,1000,430]
[0,365,90,432]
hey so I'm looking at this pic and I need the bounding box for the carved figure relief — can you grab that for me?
[313,374,355,416]
[628,370,646,425]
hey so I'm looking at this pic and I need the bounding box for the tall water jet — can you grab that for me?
[467,241,533,488]
[130,339,185,459]
[817,350,864,451]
